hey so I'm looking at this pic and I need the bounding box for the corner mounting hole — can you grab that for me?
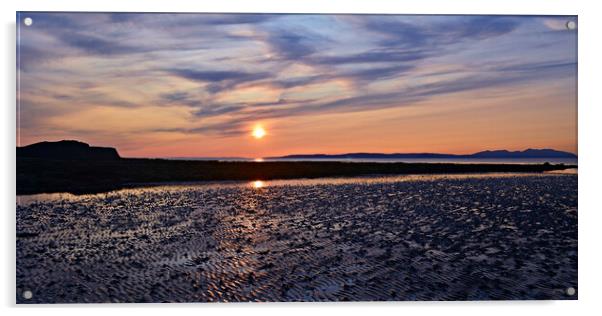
[23,17,33,26]
[566,21,576,30]
[566,287,576,296]
[22,290,33,299]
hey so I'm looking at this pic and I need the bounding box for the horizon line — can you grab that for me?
[132,148,579,160]
[16,140,578,158]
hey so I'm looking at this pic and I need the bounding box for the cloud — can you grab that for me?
[440,16,521,40]
[246,98,310,107]
[271,76,325,89]
[312,49,429,65]
[494,61,576,73]
[169,69,269,83]
[363,19,429,48]
[266,30,317,60]
[193,105,246,117]
[168,69,273,95]
[187,14,277,25]
[159,91,203,107]
[344,64,415,82]
[109,13,276,26]
[362,16,521,49]
[57,32,143,55]
[142,32,576,138]
[160,91,191,102]
[157,119,250,137]
[17,44,58,71]
[203,58,576,130]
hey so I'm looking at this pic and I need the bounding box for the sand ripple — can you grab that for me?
[16,174,577,303]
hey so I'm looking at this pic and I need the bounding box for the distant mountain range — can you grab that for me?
[269,149,577,160]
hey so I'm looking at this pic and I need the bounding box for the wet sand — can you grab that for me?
[16,173,577,303]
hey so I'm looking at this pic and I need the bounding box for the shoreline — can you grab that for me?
[17,157,577,195]
[17,170,578,198]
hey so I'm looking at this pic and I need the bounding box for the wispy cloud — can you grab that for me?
[168,69,271,84]
[266,30,318,60]
[312,49,429,65]
[362,16,521,48]
[57,31,143,55]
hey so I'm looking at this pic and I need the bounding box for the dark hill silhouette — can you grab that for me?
[471,148,576,158]
[17,140,120,160]
[270,148,577,160]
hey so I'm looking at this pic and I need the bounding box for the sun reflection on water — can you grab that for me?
[252,180,265,189]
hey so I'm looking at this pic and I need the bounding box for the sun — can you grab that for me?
[252,125,266,139]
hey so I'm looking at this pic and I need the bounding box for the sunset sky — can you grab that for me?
[17,13,577,158]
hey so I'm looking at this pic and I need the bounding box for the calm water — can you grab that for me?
[167,157,578,165]
[16,172,575,205]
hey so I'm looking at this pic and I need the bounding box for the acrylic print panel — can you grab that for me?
[16,12,577,303]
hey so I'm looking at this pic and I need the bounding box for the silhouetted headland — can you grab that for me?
[17,140,120,160]
[17,140,577,194]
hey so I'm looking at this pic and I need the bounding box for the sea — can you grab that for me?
[167,157,578,165]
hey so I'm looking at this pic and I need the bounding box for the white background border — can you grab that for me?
[2,0,600,315]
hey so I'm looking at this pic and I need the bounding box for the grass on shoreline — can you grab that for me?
[17,157,577,195]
